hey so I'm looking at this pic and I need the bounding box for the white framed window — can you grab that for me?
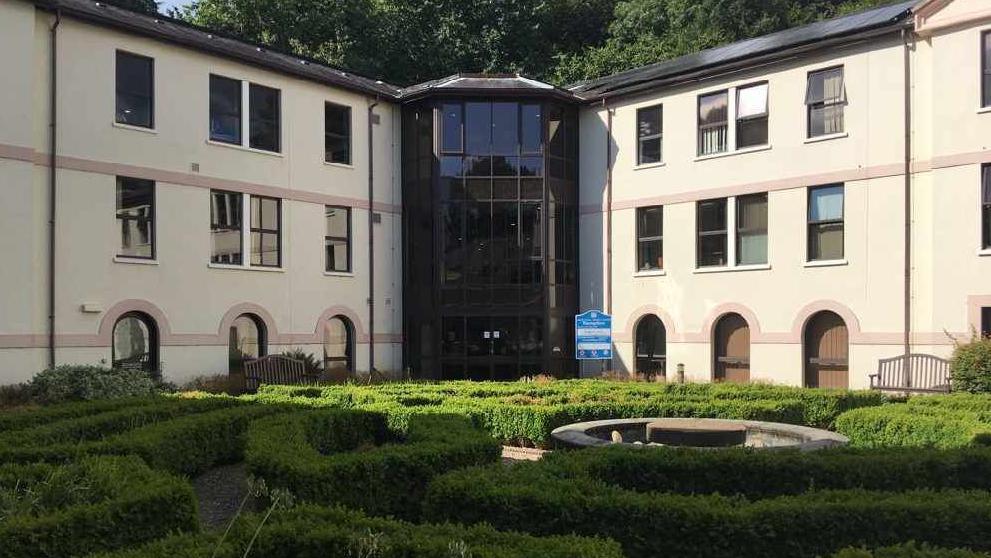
[697,81,769,157]
[806,67,845,138]
[636,105,663,165]
[209,74,281,153]
[210,190,282,268]
[696,193,768,269]
[807,184,844,262]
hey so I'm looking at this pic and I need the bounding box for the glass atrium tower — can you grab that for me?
[401,75,580,380]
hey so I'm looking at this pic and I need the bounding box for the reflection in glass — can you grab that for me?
[323,317,353,373]
[113,313,156,372]
[229,314,264,374]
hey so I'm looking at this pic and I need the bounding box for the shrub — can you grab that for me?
[835,405,991,448]
[951,336,991,393]
[89,504,624,558]
[0,456,197,558]
[245,409,502,519]
[0,396,160,432]
[833,543,990,557]
[29,365,157,404]
[0,382,33,410]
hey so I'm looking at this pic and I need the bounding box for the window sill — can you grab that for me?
[693,263,770,274]
[206,139,284,158]
[804,132,848,144]
[804,259,847,268]
[978,106,991,114]
[324,270,355,277]
[208,263,285,272]
[113,122,157,135]
[324,161,355,169]
[633,269,666,277]
[114,256,158,265]
[978,248,991,257]
[633,161,666,171]
[694,144,771,162]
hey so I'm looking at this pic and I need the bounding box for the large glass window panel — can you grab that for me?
[325,103,351,164]
[465,102,491,154]
[441,103,463,153]
[698,91,728,155]
[736,193,768,265]
[491,202,519,285]
[519,316,543,356]
[736,83,768,148]
[697,198,727,267]
[808,185,844,261]
[491,156,518,177]
[806,67,845,137]
[249,83,280,152]
[250,196,280,267]
[323,317,353,373]
[637,105,662,165]
[465,156,492,177]
[116,176,154,259]
[209,75,241,145]
[521,104,542,154]
[522,202,542,258]
[465,203,491,284]
[115,51,153,128]
[984,32,991,108]
[442,203,464,284]
[637,206,663,271]
[491,316,518,357]
[983,165,991,249]
[113,312,157,373]
[325,206,350,272]
[548,105,565,157]
[211,190,242,264]
[491,102,519,155]
[441,317,464,356]
[520,156,543,177]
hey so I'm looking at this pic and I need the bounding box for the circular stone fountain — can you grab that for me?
[551,418,847,450]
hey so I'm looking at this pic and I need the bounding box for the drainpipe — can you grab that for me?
[901,28,913,387]
[48,7,61,370]
[367,98,380,374]
[604,99,613,316]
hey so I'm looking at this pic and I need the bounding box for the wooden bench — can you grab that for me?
[244,355,316,392]
[869,353,951,393]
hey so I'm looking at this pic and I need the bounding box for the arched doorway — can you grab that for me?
[803,311,848,388]
[229,313,266,375]
[634,315,666,379]
[112,311,159,375]
[323,315,354,376]
[713,313,750,383]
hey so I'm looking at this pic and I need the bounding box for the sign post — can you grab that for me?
[575,310,613,360]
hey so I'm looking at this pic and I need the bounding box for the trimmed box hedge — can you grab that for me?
[424,467,991,558]
[88,504,624,558]
[245,409,502,519]
[836,404,991,449]
[0,396,162,433]
[833,543,990,557]
[0,456,197,558]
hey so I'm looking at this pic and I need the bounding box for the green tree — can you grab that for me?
[109,0,159,15]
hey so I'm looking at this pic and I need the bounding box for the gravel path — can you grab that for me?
[192,462,258,531]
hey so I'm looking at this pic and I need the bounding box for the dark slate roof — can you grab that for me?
[400,73,580,103]
[569,0,916,101]
[38,0,402,98]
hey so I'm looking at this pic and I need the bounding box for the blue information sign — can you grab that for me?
[575,310,612,360]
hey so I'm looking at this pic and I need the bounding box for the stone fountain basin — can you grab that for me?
[551,417,848,451]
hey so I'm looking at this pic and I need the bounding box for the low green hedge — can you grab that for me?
[245,409,502,519]
[88,504,624,558]
[833,543,990,557]
[836,405,991,448]
[0,396,162,432]
[424,467,991,558]
[0,456,197,558]
[542,445,991,498]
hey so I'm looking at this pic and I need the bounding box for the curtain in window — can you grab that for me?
[698,92,728,155]
[810,186,844,221]
[806,69,845,136]
[737,194,767,265]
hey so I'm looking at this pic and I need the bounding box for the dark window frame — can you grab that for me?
[636,205,663,271]
[806,66,846,138]
[636,104,663,165]
[807,184,845,262]
[325,205,352,272]
[116,176,156,260]
[248,82,281,152]
[210,189,243,265]
[209,74,242,145]
[697,90,729,156]
[735,81,769,149]
[115,50,154,129]
[441,102,465,154]
[982,164,991,250]
[323,315,354,372]
[982,306,991,338]
[735,192,768,266]
[983,31,991,108]
[696,198,728,268]
[250,195,281,268]
[324,102,352,165]
[111,311,159,376]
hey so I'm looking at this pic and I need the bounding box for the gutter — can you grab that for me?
[367,97,380,374]
[901,28,913,386]
[48,6,61,369]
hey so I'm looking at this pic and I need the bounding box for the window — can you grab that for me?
[112,312,158,374]
[325,206,351,272]
[736,82,768,148]
[808,184,844,261]
[806,67,845,137]
[116,177,154,259]
[249,84,280,152]
[637,105,662,165]
[441,103,464,153]
[209,75,241,145]
[115,51,153,128]
[210,190,243,264]
[250,196,281,267]
[736,193,767,265]
[325,103,351,164]
[229,313,265,374]
[697,198,728,267]
[983,32,991,108]
[698,91,728,156]
[982,307,991,338]
[983,165,991,250]
[323,316,353,374]
[635,315,666,378]
[636,206,663,271]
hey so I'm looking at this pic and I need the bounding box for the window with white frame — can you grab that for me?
[636,206,663,271]
[697,194,769,269]
[209,74,281,152]
[983,31,991,108]
[637,105,663,165]
[697,91,728,156]
[325,206,351,272]
[698,82,769,156]
[982,164,991,250]
[807,184,844,262]
[736,82,768,149]
[325,103,352,165]
[115,51,154,129]
[210,190,282,268]
[806,67,845,138]
[116,176,155,259]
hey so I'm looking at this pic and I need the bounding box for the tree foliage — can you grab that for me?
[170,0,896,86]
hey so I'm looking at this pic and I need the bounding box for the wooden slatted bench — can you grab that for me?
[869,353,951,394]
[244,355,316,392]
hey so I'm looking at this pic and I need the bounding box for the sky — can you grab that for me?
[158,0,190,14]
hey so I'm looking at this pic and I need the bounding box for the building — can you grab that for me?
[0,0,989,387]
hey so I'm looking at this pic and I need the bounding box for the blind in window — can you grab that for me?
[737,83,768,118]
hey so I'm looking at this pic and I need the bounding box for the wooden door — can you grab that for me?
[804,311,848,389]
[714,314,750,383]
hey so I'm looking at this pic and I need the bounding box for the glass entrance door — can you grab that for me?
[441,315,542,380]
